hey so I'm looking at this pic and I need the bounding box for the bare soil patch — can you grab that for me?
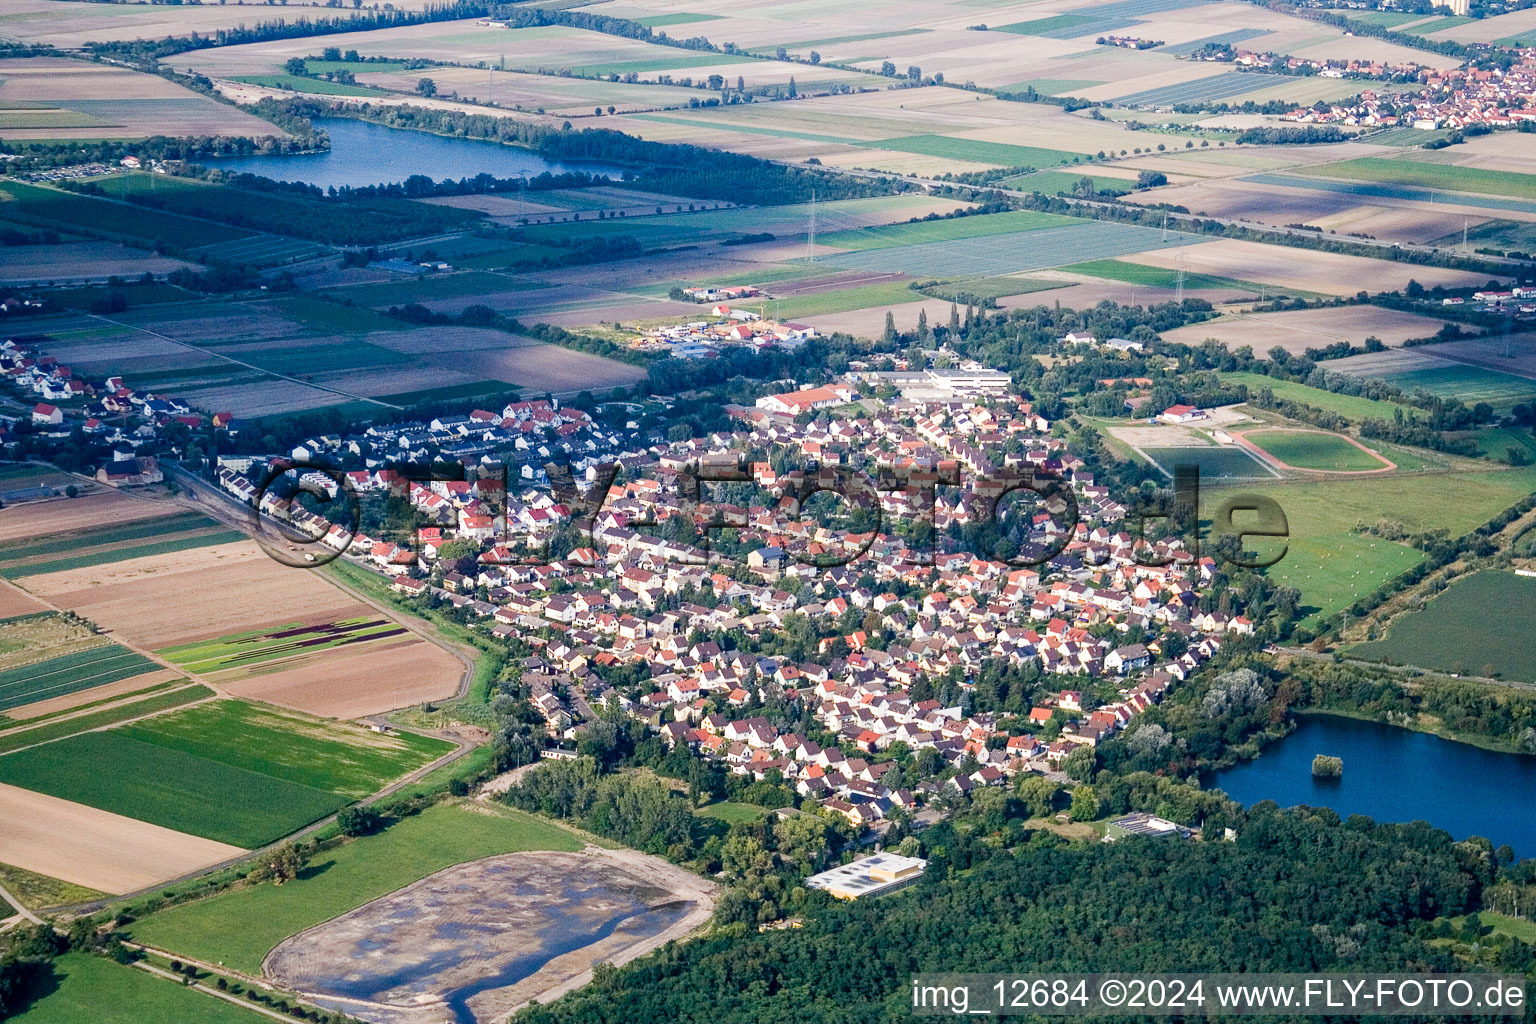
[217,637,460,719]
[0,490,177,543]
[1158,304,1457,354]
[0,781,243,894]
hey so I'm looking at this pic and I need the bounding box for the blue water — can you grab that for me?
[204,117,625,189]
[1209,714,1536,857]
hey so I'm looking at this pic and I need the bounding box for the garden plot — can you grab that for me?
[1157,305,1457,355]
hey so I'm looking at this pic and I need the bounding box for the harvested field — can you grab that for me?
[216,638,461,720]
[0,489,177,543]
[0,584,46,618]
[1122,238,1501,297]
[0,57,285,141]
[1157,305,1457,355]
[0,781,243,894]
[267,848,716,1024]
[0,242,194,285]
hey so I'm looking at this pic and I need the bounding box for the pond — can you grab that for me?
[1208,714,1536,857]
[204,117,626,189]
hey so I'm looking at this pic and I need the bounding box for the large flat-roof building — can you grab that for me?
[805,852,927,900]
[1103,812,1190,842]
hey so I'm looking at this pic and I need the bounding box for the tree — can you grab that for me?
[1070,784,1102,821]
[337,805,383,836]
[1136,170,1168,188]
[917,308,929,341]
[882,310,897,344]
[809,50,821,64]
[1062,744,1095,781]
[416,77,437,97]
[251,843,303,884]
[1014,775,1060,818]
[283,57,307,76]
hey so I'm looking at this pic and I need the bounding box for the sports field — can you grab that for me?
[1245,430,1391,471]
[9,954,268,1024]
[128,801,583,975]
[1141,445,1276,480]
[1349,570,1536,680]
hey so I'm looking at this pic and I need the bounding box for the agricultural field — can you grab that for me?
[1060,257,1265,292]
[0,861,102,912]
[1159,305,1456,356]
[816,221,1196,277]
[1302,157,1536,202]
[128,801,584,975]
[1211,466,1536,624]
[0,685,213,756]
[0,181,256,250]
[1326,344,1536,412]
[1140,444,1277,480]
[0,612,164,714]
[815,210,1079,251]
[1349,571,1536,680]
[0,57,285,142]
[7,493,463,718]
[0,242,195,287]
[0,511,244,579]
[1242,429,1393,472]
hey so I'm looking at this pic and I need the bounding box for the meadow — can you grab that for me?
[1064,258,1262,292]
[0,862,102,911]
[818,221,1192,277]
[1308,157,1536,201]
[1212,466,1536,623]
[1348,570,1536,680]
[10,954,268,1024]
[0,730,346,848]
[1245,430,1390,471]
[127,801,583,975]
[1219,371,1416,422]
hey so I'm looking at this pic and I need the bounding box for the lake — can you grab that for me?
[1209,714,1536,857]
[205,117,626,189]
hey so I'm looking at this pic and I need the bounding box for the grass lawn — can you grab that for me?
[1213,467,1536,624]
[11,954,268,1024]
[1349,570,1536,680]
[696,800,767,823]
[127,801,582,975]
[1309,157,1536,200]
[1064,258,1266,292]
[0,685,211,755]
[0,862,103,910]
[116,699,454,800]
[816,210,1079,251]
[1245,430,1390,471]
[1220,371,1416,422]
[0,731,346,848]
[857,134,1082,168]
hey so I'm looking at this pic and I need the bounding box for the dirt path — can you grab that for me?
[0,880,42,925]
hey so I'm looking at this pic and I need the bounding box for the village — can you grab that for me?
[1281,48,1536,128]
[210,363,1252,836]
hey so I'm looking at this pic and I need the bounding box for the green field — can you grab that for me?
[564,52,760,76]
[1349,570,1536,679]
[997,169,1131,194]
[115,699,453,799]
[994,14,1097,34]
[320,270,544,307]
[697,800,767,823]
[230,73,388,96]
[816,210,1079,251]
[11,954,268,1024]
[159,618,406,675]
[634,12,724,26]
[856,134,1082,168]
[1220,371,1417,422]
[1245,430,1390,471]
[1309,157,1536,201]
[264,294,402,333]
[128,801,583,974]
[0,685,211,755]
[1213,467,1536,623]
[0,730,345,848]
[0,644,160,712]
[302,59,410,74]
[0,180,252,249]
[917,276,1066,301]
[0,528,246,579]
[1434,218,1536,253]
[1141,445,1276,480]
[1063,258,1267,293]
[760,280,926,319]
